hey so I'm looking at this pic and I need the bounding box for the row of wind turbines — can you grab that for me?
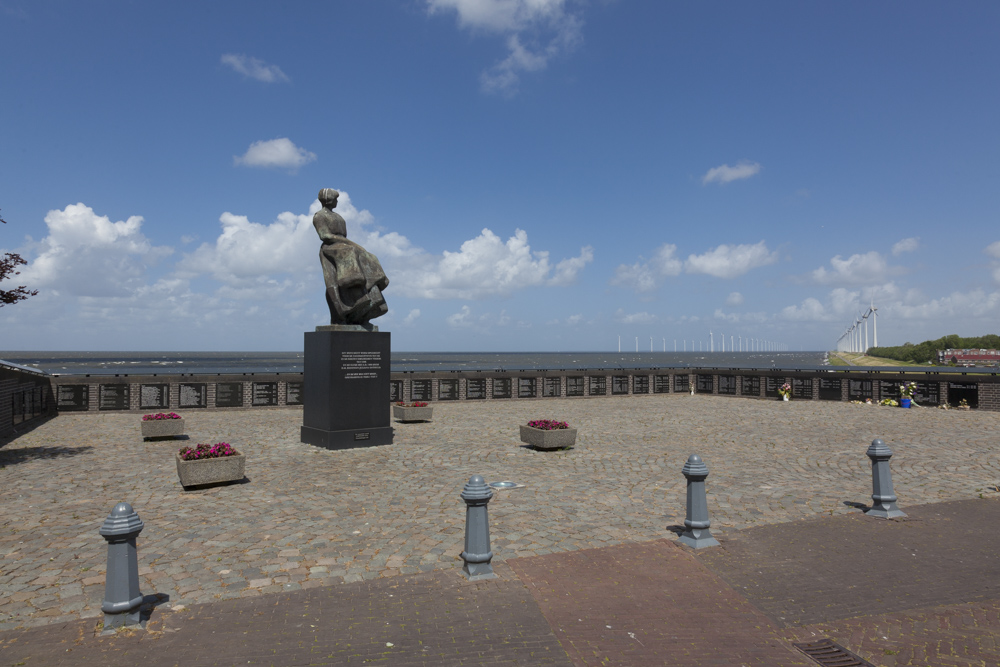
[837,299,879,353]
[618,334,787,353]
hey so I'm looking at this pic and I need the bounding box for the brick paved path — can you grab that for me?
[3,396,999,631]
[5,500,1000,665]
[0,562,571,666]
[3,396,1000,664]
[509,540,809,666]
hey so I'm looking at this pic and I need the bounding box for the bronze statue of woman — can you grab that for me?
[313,188,388,326]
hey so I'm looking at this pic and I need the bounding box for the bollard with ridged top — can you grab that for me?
[865,438,906,518]
[678,454,720,549]
[460,474,497,580]
[99,502,145,631]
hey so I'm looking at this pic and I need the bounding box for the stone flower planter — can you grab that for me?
[141,418,185,440]
[519,425,577,450]
[175,452,246,489]
[393,405,433,423]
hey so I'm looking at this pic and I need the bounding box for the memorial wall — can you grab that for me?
[30,366,1000,418]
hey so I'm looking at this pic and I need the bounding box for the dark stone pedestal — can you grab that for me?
[301,330,393,449]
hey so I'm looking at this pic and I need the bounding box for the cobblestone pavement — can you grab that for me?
[2,394,999,631]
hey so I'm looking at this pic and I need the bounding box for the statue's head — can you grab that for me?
[318,188,340,208]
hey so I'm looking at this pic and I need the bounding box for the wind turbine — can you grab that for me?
[870,294,878,349]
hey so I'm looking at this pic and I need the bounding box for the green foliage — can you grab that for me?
[869,334,1000,364]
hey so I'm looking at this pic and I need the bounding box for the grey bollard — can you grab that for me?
[678,454,720,549]
[460,474,497,580]
[865,438,906,518]
[99,502,145,631]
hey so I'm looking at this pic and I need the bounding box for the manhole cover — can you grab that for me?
[488,481,522,489]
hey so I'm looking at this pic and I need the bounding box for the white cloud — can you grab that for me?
[614,309,656,325]
[780,285,901,323]
[610,243,681,293]
[234,138,316,169]
[725,292,744,306]
[446,305,512,329]
[811,251,904,286]
[892,237,920,256]
[221,54,289,83]
[893,289,1000,320]
[702,161,761,185]
[685,241,778,278]
[1,193,591,348]
[427,0,582,95]
[395,228,592,299]
[984,242,1000,283]
[17,203,172,297]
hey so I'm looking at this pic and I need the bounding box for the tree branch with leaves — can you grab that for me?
[1,209,39,306]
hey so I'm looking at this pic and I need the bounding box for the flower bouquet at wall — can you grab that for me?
[175,442,245,488]
[778,383,792,401]
[520,419,577,450]
[899,382,917,408]
[141,412,185,440]
[393,401,433,423]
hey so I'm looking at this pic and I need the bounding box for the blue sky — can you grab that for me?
[2,1,999,352]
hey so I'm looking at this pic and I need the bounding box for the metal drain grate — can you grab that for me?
[792,638,876,667]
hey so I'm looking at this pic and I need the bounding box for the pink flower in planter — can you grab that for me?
[527,419,569,430]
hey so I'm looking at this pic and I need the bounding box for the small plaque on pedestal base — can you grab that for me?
[301,329,393,450]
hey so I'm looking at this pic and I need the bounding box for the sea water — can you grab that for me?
[0,350,829,375]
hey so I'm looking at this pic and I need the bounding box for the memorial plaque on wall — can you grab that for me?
[765,377,781,398]
[879,381,901,400]
[140,384,169,409]
[848,380,873,401]
[411,380,431,401]
[215,382,244,408]
[674,374,689,392]
[99,384,129,411]
[467,378,486,399]
[518,377,536,398]
[57,384,89,411]
[12,391,24,424]
[792,378,812,399]
[389,380,402,402]
[179,383,208,408]
[542,377,561,397]
[654,375,670,393]
[590,376,607,395]
[742,376,760,396]
[915,381,939,405]
[439,379,458,401]
[634,375,650,394]
[818,378,841,400]
[696,374,713,394]
[286,382,303,406]
[567,377,584,397]
[612,376,629,394]
[718,375,736,395]
[492,377,512,399]
[252,382,278,406]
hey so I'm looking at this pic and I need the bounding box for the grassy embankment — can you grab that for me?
[828,352,925,367]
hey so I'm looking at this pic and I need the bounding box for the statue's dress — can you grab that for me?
[313,208,389,325]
